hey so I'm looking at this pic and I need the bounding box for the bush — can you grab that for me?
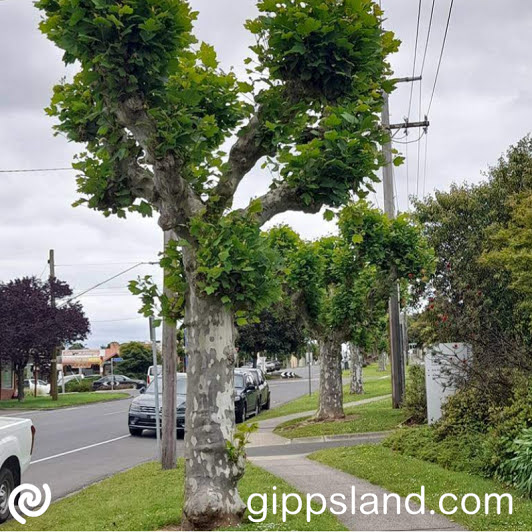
[403,365,427,424]
[63,377,98,393]
[384,426,491,476]
[498,427,532,497]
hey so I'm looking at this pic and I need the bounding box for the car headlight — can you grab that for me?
[129,404,142,413]
[234,395,241,401]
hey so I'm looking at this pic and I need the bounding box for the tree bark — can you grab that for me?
[349,343,364,395]
[379,351,387,372]
[182,250,245,530]
[315,333,345,421]
[161,233,178,471]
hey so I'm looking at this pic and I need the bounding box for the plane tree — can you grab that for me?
[36,0,398,527]
[269,203,433,420]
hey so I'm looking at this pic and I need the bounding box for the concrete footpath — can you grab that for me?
[251,454,462,531]
[248,395,462,531]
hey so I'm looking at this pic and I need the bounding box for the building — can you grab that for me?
[60,342,121,376]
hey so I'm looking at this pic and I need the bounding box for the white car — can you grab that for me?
[147,365,162,386]
[24,379,51,397]
[0,417,35,522]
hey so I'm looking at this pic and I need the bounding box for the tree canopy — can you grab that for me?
[0,277,90,400]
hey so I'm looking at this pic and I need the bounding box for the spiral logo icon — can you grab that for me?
[8,483,51,524]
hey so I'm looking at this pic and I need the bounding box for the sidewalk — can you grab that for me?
[248,394,391,447]
[248,394,463,530]
[250,454,462,531]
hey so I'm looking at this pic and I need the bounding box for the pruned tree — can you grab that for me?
[36,0,398,527]
[0,277,90,401]
[269,202,433,420]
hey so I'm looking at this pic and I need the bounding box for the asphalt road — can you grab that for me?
[1,365,322,501]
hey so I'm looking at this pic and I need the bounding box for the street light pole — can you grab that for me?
[149,317,161,459]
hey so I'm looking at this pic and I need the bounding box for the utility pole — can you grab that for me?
[381,78,429,409]
[49,249,59,401]
[161,230,177,470]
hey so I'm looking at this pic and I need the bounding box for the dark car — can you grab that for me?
[128,373,187,436]
[92,375,145,391]
[240,367,270,411]
[234,371,260,423]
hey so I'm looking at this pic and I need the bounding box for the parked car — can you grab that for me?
[128,373,187,436]
[92,375,145,391]
[0,416,35,522]
[23,378,50,396]
[239,367,270,411]
[234,370,260,423]
[147,365,162,385]
[265,361,276,372]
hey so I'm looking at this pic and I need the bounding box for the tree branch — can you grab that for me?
[115,95,204,234]
[211,111,273,212]
[246,183,322,226]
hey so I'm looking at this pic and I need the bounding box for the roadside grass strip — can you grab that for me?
[273,398,407,439]
[3,461,346,531]
[0,392,129,410]
[310,444,532,531]
[257,363,392,421]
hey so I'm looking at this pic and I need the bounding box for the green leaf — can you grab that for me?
[323,209,335,221]
[393,156,405,167]
[236,317,248,326]
[352,234,364,244]
[199,42,218,69]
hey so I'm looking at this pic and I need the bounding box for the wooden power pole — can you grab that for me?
[49,249,59,401]
[161,230,178,470]
[381,81,429,408]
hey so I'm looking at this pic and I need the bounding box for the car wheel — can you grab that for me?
[263,393,271,410]
[0,467,15,523]
[129,427,143,437]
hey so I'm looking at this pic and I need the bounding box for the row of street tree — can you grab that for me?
[34,0,415,528]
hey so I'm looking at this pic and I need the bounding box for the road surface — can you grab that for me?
[1,365,321,501]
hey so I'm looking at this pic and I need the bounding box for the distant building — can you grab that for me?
[60,342,121,376]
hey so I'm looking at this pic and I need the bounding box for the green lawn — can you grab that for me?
[3,461,346,531]
[274,398,406,439]
[310,444,532,531]
[0,392,129,410]
[258,363,392,421]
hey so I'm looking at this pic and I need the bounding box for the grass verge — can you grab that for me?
[3,461,346,531]
[310,444,532,531]
[0,392,129,410]
[257,363,391,421]
[274,398,406,439]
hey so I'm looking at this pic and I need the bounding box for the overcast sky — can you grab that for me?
[1,0,531,347]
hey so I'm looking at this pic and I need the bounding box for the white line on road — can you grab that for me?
[31,435,130,464]
[102,409,129,416]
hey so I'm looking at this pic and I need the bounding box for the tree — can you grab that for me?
[236,302,306,364]
[269,202,433,420]
[68,342,87,350]
[118,341,153,379]
[413,136,532,401]
[36,0,398,526]
[0,277,90,401]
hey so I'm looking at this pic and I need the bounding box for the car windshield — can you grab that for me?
[145,375,186,395]
[234,374,245,389]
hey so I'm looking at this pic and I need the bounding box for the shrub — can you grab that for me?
[497,427,532,497]
[403,365,427,424]
[64,377,96,393]
[384,426,490,476]
[434,385,492,439]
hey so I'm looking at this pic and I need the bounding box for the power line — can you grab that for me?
[420,0,436,78]
[0,167,74,174]
[407,0,423,119]
[393,130,426,145]
[422,131,429,198]
[57,261,158,267]
[427,0,455,116]
[59,262,157,307]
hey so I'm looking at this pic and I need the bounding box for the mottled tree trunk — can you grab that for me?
[315,333,344,421]
[379,351,387,372]
[349,343,364,395]
[182,250,245,530]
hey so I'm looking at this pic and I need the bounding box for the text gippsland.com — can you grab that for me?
[246,486,513,523]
